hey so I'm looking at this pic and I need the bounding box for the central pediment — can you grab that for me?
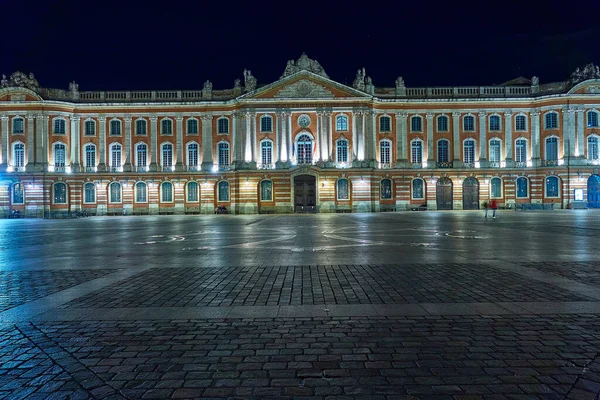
[273,79,334,99]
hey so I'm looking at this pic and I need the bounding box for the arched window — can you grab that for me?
[380,178,392,199]
[337,178,349,200]
[187,181,199,202]
[161,143,173,170]
[411,139,422,164]
[135,119,147,135]
[463,139,475,164]
[161,118,173,135]
[515,115,527,131]
[260,180,273,201]
[12,143,25,168]
[489,115,501,131]
[489,139,501,163]
[297,134,313,164]
[83,182,96,204]
[545,137,558,161]
[53,143,66,170]
[187,142,199,169]
[110,119,121,136]
[437,115,448,132]
[12,183,24,204]
[437,139,449,163]
[109,143,122,171]
[515,138,528,163]
[12,117,24,134]
[84,119,96,136]
[217,117,229,134]
[53,182,67,204]
[588,111,599,128]
[379,115,391,132]
[53,118,66,134]
[136,143,147,169]
[411,116,422,132]
[161,182,173,202]
[545,112,558,129]
[336,139,348,163]
[336,115,348,131]
[516,177,528,198]
[84,144,96,171]
[380,140,391,165]
[218,142,230,166]
[546,176,559,197]
[588,136,599,161]
[412,178,424,199]
[135,182,147,203]
[463,115,475,131]
[490,177,502,198]
[261,140,273,166]
[187,118,199,135]
[218,181,230,201]
[260,115,273,132]
[109,182,121,203]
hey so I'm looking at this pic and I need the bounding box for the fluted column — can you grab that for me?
[531,110,541,165]
[175,116,184,171]
[149,116,158,171]
[478,111,487,165]
[34,115,48,169]
[504,111,513,166]
[395,112,407,167]
[123,116,132,172]
[98,116,107,171]
[452,112,461,163]
[426,112,434,165]
[26,115,36,172]
[69,116,81,172]
[1,116,9,170]
[577,107,585,160]
[201,114,213,170]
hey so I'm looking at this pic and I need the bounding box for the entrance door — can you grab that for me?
[436,177,453,210]
[462,177,479,210]
[294,175,317,212]
[588,175,600,208]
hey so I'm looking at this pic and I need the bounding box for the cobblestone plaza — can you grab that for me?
[2,211,600,399]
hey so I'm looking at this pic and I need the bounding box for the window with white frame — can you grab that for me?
[410,116,422,132]
[12,183,24,204]
[218,181,229,201]
[13,143,25,168]
[380,140,391,164]
[217,117,229,134]
[490,177,502,198]
[297,134,312,164]
[109,182,121,203]
[463,115,475,131]
[337,179,349,200]
[515,138,527,163]
[260,115,273,132]
[411,139,422,163]
[588,111,599,128]
[136,143,147,168]
[53,143,66,169]
[53,183,67,204]
[336,139,348,163]
[437,139,449,163]
[260,180,273,201]
[261,140,272,166]
[545,112,558,129]
[187,118,199,134]
[489,115,501,131]
[135,182,147,203]
[85,144,96,169]
[380,178,392,199]
[218,142,230,166]
[84,120,96,136]
[437,115,448,132]
[489,139,501,163]
[161,182,173,202]
[588,136,599,161]
[187,181,199,202]
[187,143,199,168]
[161,119,173,135]
[545,137,558,161]
[84,182,95,203]
[463,139,475,164]
[546,176,559,197]
[336,115,348,131]
[12,117,24,134]
[516,177,528,198]
[54,118,66,134]
[110,119,121,136]
[161,143,173,169]
[110,143,122,170]
[515,115,527,131]
[412,178,424,199]
[136,119,147,135]
[379,115,391,132]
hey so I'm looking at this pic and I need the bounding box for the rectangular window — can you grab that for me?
[137,146,147,168]
[515,115,526,131]
[411,141,422,164]
[380,179,392,199]
[379,117,391,132]
[463,140,475,164]
[54,184,67,204]
[12,183,24,204]
[136,120,147,135]
[588,138,599,161]
[14,144,25,168]
[85,120,96,136]
[84,184,95,203]
[515,139,527,163]
[219,143,230,166]
[54,119,66,134]
[261,142,272,165]
[412,179,424,199]
[437,116,448,132]
[162,119,173,135]
[589,112,599,128]
[136,183,147,203]
[111,146,121,169]
[489,116,500,131]
[463,116,474,131]
[85,146,96,169]
[437,140,449,163]
[13,118,24,134]
[337,179,349,200]
[110,120,121,136]
[411,117,422,132]
[546,137,558,161]
[162,145,173,168]
[187,119,198,134]
[260,180,273,201]
[489,140,501,163]
[218,182,229,201]
[380,142,391,164]
[337,141,348,163]
[545,113,558,129]
[187,182,199,202]
[188,144,199,167]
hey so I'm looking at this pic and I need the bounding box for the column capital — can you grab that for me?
[175,116,184,122]
[232,111,241,118]
[478,111,487,118]
[97,116,106,122]
[425,112,434,120]
[71,116,81,123]
[323,111,332,117]
[452,111,462,118]
[503,109,513,117]
[1,116,9,121]
[200,114,213,121]
[123,116,132,123]
[395,111,408,118]
[530,109,541,117]
[149,116,158,122]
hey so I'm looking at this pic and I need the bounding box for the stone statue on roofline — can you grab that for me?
[280,53,329,78]
[0,71,41,92]
[243,69,257,92]
[202,80,213,99]
[570,63,600,85]
[352,68,366,91]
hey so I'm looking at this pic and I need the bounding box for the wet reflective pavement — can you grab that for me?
[2,210,600,399]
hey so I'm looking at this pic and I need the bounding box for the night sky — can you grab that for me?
[3,0,600,91]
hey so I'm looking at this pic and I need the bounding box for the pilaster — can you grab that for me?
[149,116,158,171]
[426,112,434,164]
[327,111,333,160]
[243,112,252,162]
[504,111,513,167]
[576,106,585,160]
[1,116,9,171]
[175,116,184,171]
[123,116,132,172]
[26,115,36,172]
[316,111,324,161]
[232,112,239,165]
[277,111,286,162]
[98,116,107,172]
[287,112,293,163]
[452,112,461,165]
[351,112,358,160]
[201,114,213,170]
[478,111,487,166]
[69,116,81,172]
[395,112,408,167]
[531,109,541,166]
[34,115,48,170]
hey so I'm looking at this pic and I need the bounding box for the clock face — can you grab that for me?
[298,114,311,128]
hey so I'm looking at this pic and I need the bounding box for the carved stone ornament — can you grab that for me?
[395,76,405,89]
[1,71,40,92]
[280,53,329,79]
[274,79,334,99]
[352,68,366,91]
[585,85,600,94]
[570,63,600,85]
[531,76,539,86]
[243,69,257,92]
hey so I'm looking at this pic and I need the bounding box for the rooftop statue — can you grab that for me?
[280,53,329,78]
[571,63,600,84]
[243,69,257,92]
[1,71,41,92]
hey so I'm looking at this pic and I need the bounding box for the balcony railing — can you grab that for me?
[463,162,476,168]
[515,161,527,168]
[380,163,392,169]
[489,162,501,168]
[258,163,275,170]
[54,166,66,172]
[541,160,558,167]
[136,166,148,172]
[218,165,231,171]
[84,166,96,173]
[187,165,201,171]
[110,166,123,173]
[437,161,453,168]
[410,162,422,169]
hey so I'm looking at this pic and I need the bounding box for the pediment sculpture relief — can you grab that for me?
[274,80,334,99]
[281,53,328,79]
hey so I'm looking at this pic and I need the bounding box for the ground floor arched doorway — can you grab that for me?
[436,177,453,210]
[294,174,317,212]
[588,175,600,208]
[462,177,479,210]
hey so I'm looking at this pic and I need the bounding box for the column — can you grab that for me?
[98,116,107,171]
[251,114,258,163]
[315,111,323,161]
[565,107,576,159]
[426,112,434,165]
[34,115,48,169]
[123,116,132,172]
[232,112,239,165]
[452,112,461,163]
[149,116,158,171]
[277,111,285,162]
[395,112,407,167]
[201,114,213,170]
[26,115,36,172]
[576,107,585,159]
[244,112,252,162]
[367,111,377,163]
[287,113,293,163]
[504,111,513,166]
[1,116,8,170]
[352,112,358,160]
[327,112,333,160]
[531,110,541,165]
[175,115,184,171]
[359,111,366,160]
[69,116,81,172]
[478,111,487,165]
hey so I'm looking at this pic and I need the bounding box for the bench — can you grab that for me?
[517,203,555,211]
[411,203,428,211]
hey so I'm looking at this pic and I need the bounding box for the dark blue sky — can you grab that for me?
[3,0,600,91]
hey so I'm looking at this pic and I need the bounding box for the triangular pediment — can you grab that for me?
[238,70,372,101]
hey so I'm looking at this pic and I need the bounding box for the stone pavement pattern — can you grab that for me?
[1,211,600,399]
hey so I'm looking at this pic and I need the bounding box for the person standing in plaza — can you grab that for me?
[483,201,489,218]
[490,199,498,218]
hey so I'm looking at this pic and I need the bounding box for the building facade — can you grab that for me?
[2,55,600,217]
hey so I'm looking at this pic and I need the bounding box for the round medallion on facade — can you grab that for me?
[298,114,311,128]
